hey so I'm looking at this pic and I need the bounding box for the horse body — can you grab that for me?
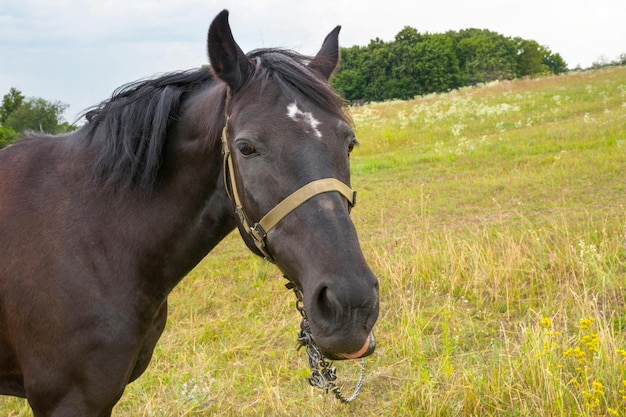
[0,10,378,416]
[0,83,235,412]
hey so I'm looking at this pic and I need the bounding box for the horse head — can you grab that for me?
[207,10,379,360]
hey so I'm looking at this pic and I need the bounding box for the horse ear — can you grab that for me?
[308,26,341,80]
[207,10,254,92]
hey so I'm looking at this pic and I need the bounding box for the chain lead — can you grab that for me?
[286,279,366,403]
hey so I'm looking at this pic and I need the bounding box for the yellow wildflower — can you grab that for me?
[581,333,600,353]
[579,317,595,330]
[540,317,552,329]
[591,381,604,395]
[585,397,600,409]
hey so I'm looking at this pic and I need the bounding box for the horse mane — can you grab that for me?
[81,49,348,191]
[82,68,215,190]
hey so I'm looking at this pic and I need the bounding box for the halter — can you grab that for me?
[221,115,366,402]
[221,119,356,263]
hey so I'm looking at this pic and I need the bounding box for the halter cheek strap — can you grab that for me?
[221,123,356,263]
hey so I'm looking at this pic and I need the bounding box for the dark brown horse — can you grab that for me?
[0,10,378,416]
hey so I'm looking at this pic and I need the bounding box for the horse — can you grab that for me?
[0,9,379,416]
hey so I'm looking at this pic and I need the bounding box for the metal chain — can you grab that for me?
[285,280,366,403]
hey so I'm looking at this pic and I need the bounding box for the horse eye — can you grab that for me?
[236,142,257,156]
[348,139,358,154]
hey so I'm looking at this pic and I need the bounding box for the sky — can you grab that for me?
[1,0,625,123]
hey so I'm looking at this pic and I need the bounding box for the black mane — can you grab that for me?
[81,49,348,191]
[83,69,214,190]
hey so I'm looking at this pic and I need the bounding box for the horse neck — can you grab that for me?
[115,84,235,294]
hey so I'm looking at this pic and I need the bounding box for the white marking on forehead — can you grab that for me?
[286,102,322,139]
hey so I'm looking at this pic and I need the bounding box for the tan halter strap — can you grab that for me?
[259,178,355,234]
[221,123,356,262]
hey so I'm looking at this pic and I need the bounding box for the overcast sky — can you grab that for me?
[1,0,624,123]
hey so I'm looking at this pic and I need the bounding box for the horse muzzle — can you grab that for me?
[325,332,376,361]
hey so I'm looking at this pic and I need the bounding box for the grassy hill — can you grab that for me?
[3,67,625,416]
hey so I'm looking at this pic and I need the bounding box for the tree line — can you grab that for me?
[0,27,573,148]
[0,88,75,148]
[331,27,568,103]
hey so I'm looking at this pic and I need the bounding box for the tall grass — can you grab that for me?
[2,67,625,416]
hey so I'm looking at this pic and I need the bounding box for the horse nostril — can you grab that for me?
[316,286,341,326]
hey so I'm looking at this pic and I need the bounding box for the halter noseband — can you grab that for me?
[221,120,357,263]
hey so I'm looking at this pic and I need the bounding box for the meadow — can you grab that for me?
[2,66,625,416]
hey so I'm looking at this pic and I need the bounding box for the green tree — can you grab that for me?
[543,50,568,74]
[363,38,395,102]
[340,29,463,102]
[413,34,462,95]
[331,26,569,103]
[394,26,422,44]
[5,98,67,134]
[332,45,368,100]
[4,97,71,135]
[517,39,547,77]
[455,29,519,84]
[386,27,423,99]
[0,126,17,148]
[1,88,25,124]
[386,32,461,98]
[0,88,76,148]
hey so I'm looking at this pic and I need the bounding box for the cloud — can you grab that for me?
[2,0,208,46]
[1,0,624,120]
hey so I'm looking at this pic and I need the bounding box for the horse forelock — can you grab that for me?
[245,49,351,127]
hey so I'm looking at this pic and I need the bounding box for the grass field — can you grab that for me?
[2,66,626,416]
